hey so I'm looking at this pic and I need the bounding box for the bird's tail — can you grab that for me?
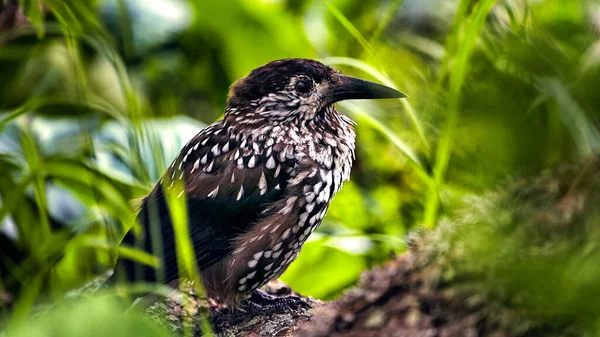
[128,196,144,217]
[110,187,179,289]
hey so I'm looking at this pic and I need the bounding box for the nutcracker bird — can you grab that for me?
[116,58,407,312]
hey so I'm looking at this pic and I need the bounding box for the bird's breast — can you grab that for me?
[226,148,354,296]
[216,117,356,298]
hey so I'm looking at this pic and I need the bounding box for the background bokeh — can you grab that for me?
[1,0,599,333]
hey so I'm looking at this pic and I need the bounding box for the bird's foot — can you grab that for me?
[240,289,311,315]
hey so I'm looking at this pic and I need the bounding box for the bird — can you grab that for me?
[115,58,407,312]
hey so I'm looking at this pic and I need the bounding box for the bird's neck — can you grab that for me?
[226,107,353,161]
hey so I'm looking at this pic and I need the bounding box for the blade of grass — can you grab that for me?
[343,102,432,187]
[0,175,34,232]
[6,274,43,331]
[44,159,140,230]
[435,0,477,86]
[77,235,160,268]
[21,0,45,38]
[42,1,147,184]
[116,0,136,60]
[423,0,499,227]
[19,121,51,240]
[369,0,404,43]
[324,56,429,151]
[162,178,213,337]
[534,76,600,155]
[323,0,388,76]
[0,96,127,131]
[41,0,107,38]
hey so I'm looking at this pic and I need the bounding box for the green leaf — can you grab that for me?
[281,238,366,300]
[76,235,160,268]
[22,0,45,38]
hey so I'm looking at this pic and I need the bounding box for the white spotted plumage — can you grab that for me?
[160,64,358,303]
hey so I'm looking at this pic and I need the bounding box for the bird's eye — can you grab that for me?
[295,80,311,94]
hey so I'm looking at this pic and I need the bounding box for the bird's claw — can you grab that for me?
[240,289,311,315]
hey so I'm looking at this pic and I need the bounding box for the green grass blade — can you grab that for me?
[22,0,45,38]
[77,235,160,268]
[323,0,388,76]
[6,274,43,331]
[342,102,432,186]
[0,96,127,131]
[19,123,51,240]
[423,0,499,227]
[323,56,429,151]
[369,0,405,43]
[162,178,214,337]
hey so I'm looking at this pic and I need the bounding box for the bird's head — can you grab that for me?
[225,58,406,125]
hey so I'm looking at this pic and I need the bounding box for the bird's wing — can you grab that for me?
[130,121,294,282]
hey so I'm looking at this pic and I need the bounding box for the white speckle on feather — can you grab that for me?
[207,186,219,198]
[274,164,281,177]
[204,160,214,172]
[266,156,276,169]
[259,171,268,195]
[313,182,322,193]
[211,144,220,156]
[236,186,244,200]
[298,212,308,226]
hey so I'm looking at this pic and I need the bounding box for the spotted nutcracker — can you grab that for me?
[116,58,407,311]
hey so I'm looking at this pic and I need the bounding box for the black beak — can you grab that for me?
[328,75,408,105]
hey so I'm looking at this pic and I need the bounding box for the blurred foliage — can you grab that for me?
[1,0,600,334]
[8,296,171,337]
[413,156,600,336]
